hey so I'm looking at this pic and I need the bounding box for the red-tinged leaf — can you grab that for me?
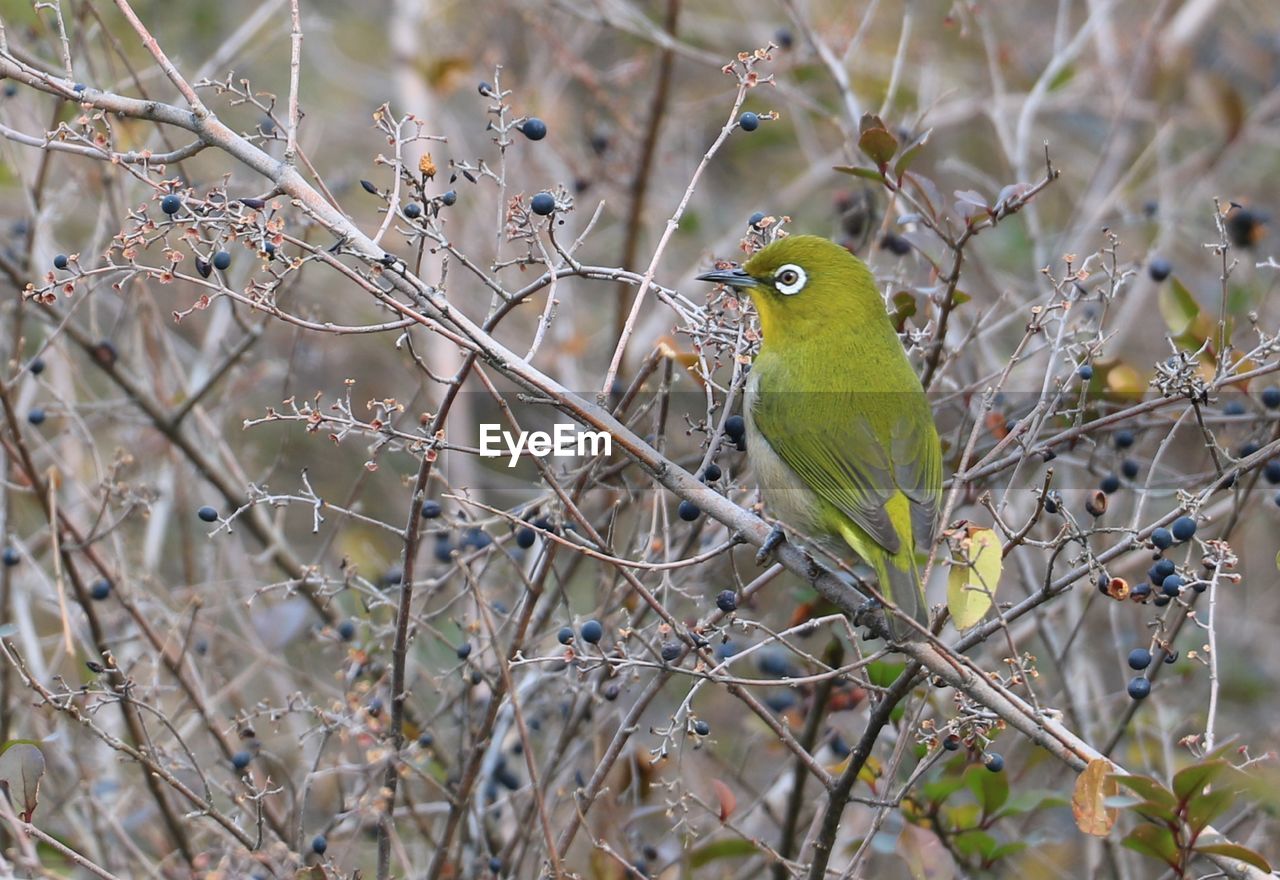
[1194,842,1272,872]
[833,164,885,182]
[0,741,45,822]
[893,128,932,178]
[859,112,888,135]
[897,822,956,880]
[710,778,736,821]
[1073,759,1118,836]
[858,127,898,166]
[1122,824,1179,868]
[954,189,988,208]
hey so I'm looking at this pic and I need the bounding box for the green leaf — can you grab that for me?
[688,838,760,868]
[893,128,932,178]
[1122,824,1180,868]
[989,841,1029,861]
[866,660,906,689]
[922,775,969,804]
[1111,774,1177,812]
[833,164,885,182]
[947,526,1003,630]
[858,127,899,167]
[1158,277,1200,336]
[994,789,1068,819]
[952,829,998,860]
[1194,842,1272,872]
[965,762,1009,816]
[1186,787,1234,834]
[1172,759,1229,801]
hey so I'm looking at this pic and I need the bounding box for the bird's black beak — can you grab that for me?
[696,267,761,290]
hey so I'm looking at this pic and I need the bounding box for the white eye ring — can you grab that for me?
[774,264,807,295]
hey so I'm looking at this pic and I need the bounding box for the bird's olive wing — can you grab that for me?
[891,411,943,550]
[752,391,905,555]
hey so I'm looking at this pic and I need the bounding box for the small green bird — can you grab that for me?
[698,235,942,639]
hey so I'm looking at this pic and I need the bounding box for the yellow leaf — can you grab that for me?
[947,526,1003,630]
[1072,758,1118,836]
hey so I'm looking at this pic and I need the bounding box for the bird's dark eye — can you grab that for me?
[777,269,798,285]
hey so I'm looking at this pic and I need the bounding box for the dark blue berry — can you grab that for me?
[1223,399,1247,416]
[212,250,232,270]
[1148,258,1172,282]
[311,835,327,855]
[434,536,454,563]
[693,720,710,736]
[27,408,45,425]
[774,27,794,49]
[263,242,276,257]
[478,81,493,96]
[660,641,681,662]
[1131,582,1151,600]
[1078,364,1094,380]
[90,578,111,600]
[702,463,722,482]
[1262,386,1280,409]
[520,118,547,140]
[1115,429,1135,448]
[530,192,556,216]
[1239,441,1261,458]
[441,190,457,206]
[73,83,85,92]
[1161,574,1185,597]
[160,194,182,215]
[1171,516,1196,542]
[580,619,603,644]
[739,111,760,132]
[489,857,502,874]
[1153,594,1171,607]
[337,619,356,641]
[421,500,443,519]
[197,506,218,523]
[2,547,18,567]
[516,527,536,548]
[29,358,45,375]
[54,253,68,270]
[1127,677,1151,699]
[557,626,574,645]
[715,590,737,612]
[404,202,422,219]
[232,750,252,770]
[1121,458,1140,479]
[1265,460,1280,484]
[456,642,472,660]
[1100,473,1121,494]
[418,731,434,747]
[984,753,1005,772]
[1128,648,1152,670]
[942,734,960,751]
[747,211,765,227]
[461,528,491,550]
[1151,528,1173,550]
[880,233,911,255]
[724,415,746,441]
[677,500,701,522]
[1043,496,1059,514]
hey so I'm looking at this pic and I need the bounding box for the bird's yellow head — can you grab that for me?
[697,235,885,344]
